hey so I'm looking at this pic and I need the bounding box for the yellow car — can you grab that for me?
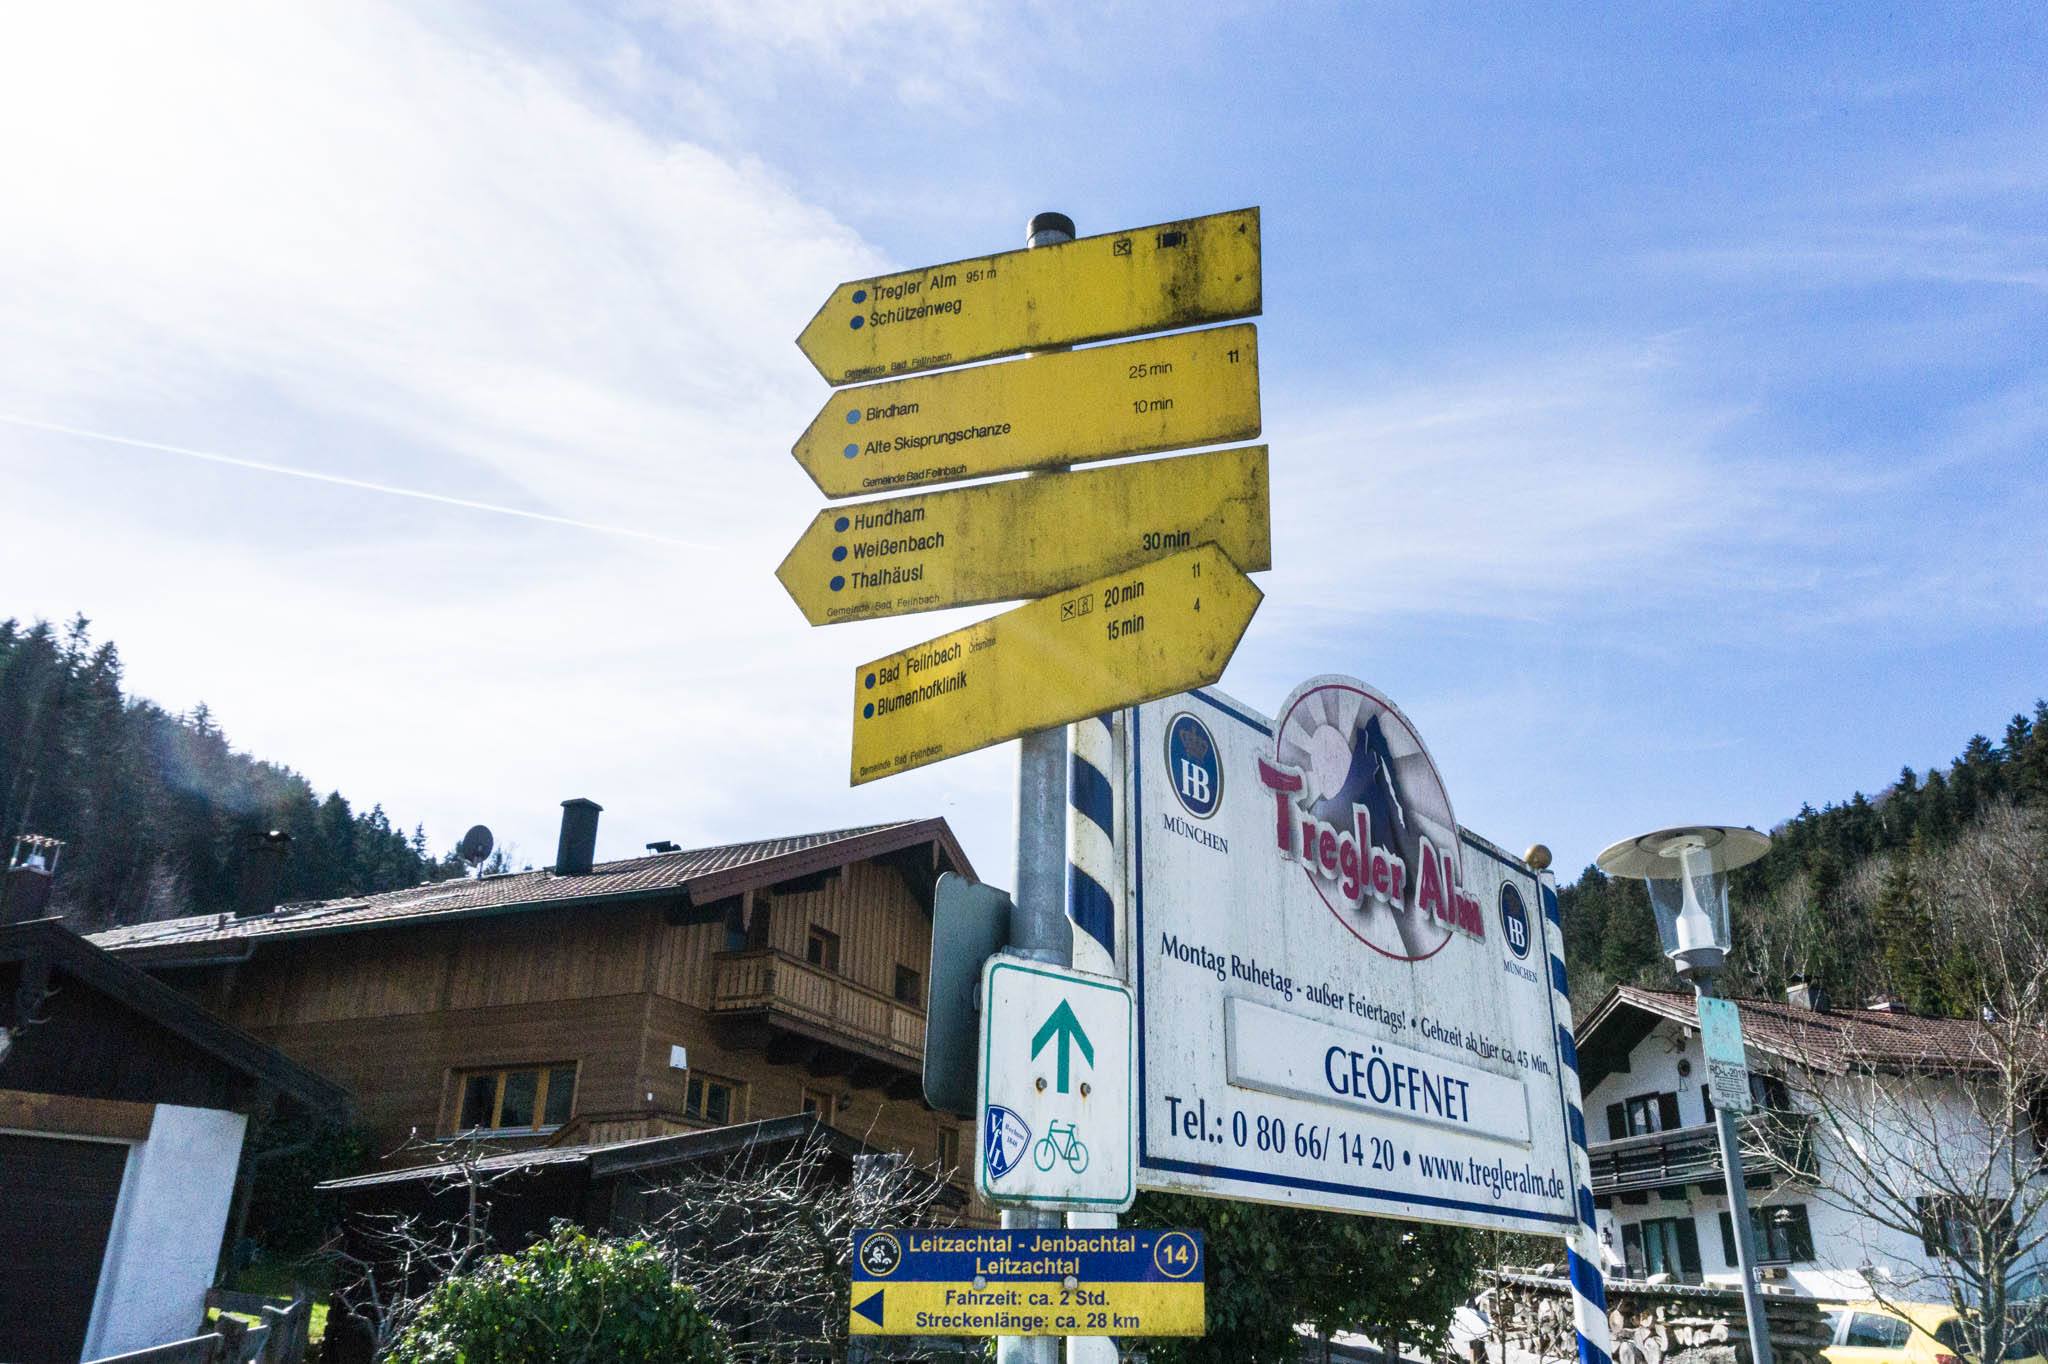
[1821,1302,2045,1364]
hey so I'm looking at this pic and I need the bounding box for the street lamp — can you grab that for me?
[1597,825,1774,1364]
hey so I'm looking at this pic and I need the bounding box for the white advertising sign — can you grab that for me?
[976,956,1136,1212]
[1126,677,1577,1234]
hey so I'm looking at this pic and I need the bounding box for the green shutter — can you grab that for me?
[1785,1205,1815,1262]
[1719,1212,1737,1266]
[1676,1218,1703,1277]
[1608,1102,1627,1140]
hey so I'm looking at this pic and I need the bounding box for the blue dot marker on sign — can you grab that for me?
[852,289,868,303]
[845,410,860,424]
[865,672,876,689]
[843,444,858,459]
[863,702,875,719]
[849,315,864,329]
[830,575,845,592]
[834,516,850,533]
[832,546,847,562]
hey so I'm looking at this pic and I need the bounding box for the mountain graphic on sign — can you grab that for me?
[1309,712,1411,880]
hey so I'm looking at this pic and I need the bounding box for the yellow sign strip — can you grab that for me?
[777,446,1270,626]
[850,544,1261,785]
[794,325,1260,498]
[797,208,1260,385]
[848,1280,1204,1338]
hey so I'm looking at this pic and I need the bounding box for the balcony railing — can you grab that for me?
[710,949,926,1071]
[1586,1113,1815,1197]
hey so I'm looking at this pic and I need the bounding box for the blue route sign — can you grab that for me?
[849,1227,1204,1338]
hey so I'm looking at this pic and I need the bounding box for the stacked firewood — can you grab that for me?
[1483,1270,1834,1364]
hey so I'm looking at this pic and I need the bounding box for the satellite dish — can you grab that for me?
[459,824,495,868]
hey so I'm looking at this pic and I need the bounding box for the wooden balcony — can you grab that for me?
[710,949,927,1099]
[1587,1114,1815,1198]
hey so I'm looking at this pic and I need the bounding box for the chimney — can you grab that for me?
[235,829,292,917]
[556,798,603,877]
[1786,977,1830,1012]
[2,834,63,925]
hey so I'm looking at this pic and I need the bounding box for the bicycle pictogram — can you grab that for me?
[1033,1118,1090,1174]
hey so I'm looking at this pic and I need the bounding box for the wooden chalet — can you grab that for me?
[92,803,976,1181]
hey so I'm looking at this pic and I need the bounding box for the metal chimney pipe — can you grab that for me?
[556,798,603,877]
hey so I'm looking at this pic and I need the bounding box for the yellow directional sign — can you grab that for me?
[850,544,1261,785]
[793,324,1261,498]
[777,446,1270,626]
[797,208,1260,385]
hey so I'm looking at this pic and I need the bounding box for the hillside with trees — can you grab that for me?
[0,614,462,927]
[1559,699,2048,1016]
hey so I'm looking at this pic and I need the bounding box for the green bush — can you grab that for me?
[386,1224,726,1364]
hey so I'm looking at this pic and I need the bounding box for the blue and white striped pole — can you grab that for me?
[1064,713,1123,1364]
[1067,713,1120,976]
[1537,858,1614,1364]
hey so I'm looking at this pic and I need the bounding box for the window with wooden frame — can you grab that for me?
[1720,1204,1815,1264]
[1607,1091,1682,1139]
[806,926,841,973]
[936,1122,960,1173]
[454,1063,576,1133]
[894,964,923,1007]
[801,1087,835,1122]
[685,1071,743,1125]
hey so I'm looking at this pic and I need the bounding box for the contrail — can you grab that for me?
[0,412,702,549]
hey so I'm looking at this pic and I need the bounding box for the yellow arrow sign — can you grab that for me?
[797,208,1260,386]
[794,325,1261,498]
[777,446,1270,626]
[850,544,1261,785]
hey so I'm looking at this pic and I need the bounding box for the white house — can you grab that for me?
[0,917,349,1362]
[1576,983,2046,1302]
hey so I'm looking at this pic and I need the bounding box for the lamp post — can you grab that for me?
[1597,825,1774,1364]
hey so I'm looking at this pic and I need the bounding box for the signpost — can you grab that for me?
[977,957,1134,1210]
[792,323,1260,498]
[849,1228,1203,1338]
[777,446,1271,625]
[849,544,1262,785]
[797,208,1259,384]
[1697,995,1753,1114]
[1118,678,1580,1235]
[786,208,1269,1357]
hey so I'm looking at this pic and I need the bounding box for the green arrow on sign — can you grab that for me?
[1031,999,1095,1095]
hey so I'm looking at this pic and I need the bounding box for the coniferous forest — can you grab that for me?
[0,615,462,927]
[1559,700,2048,1016]
[7,610,2046,1017]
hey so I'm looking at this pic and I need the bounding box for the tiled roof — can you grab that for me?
[1595,985,1998,1074]
[91,818,969,956]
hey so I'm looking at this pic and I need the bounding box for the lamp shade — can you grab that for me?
[1595,825,1770,976]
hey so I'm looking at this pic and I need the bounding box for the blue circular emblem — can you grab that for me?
[1165,712,1222,819]
[1499,883,1532,960]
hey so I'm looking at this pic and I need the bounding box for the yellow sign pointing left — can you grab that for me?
[797,208,1260,385]
[850,544,1261,785]
[776,446,1270,626]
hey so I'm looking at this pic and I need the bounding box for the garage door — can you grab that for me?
[0,1133,131,1364]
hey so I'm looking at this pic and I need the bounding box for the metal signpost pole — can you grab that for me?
[1697,973,1775,1364]
[1000,209,1078,1364]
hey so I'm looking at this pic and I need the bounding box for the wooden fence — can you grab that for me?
[85,1290,313,1364]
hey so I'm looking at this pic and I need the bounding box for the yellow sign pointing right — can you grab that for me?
[794,325,1260,498]
[850,544,1262,785]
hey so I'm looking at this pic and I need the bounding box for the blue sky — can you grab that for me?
[2,2,2042,885]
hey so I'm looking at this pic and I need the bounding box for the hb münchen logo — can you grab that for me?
[1166,712,1222,819]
